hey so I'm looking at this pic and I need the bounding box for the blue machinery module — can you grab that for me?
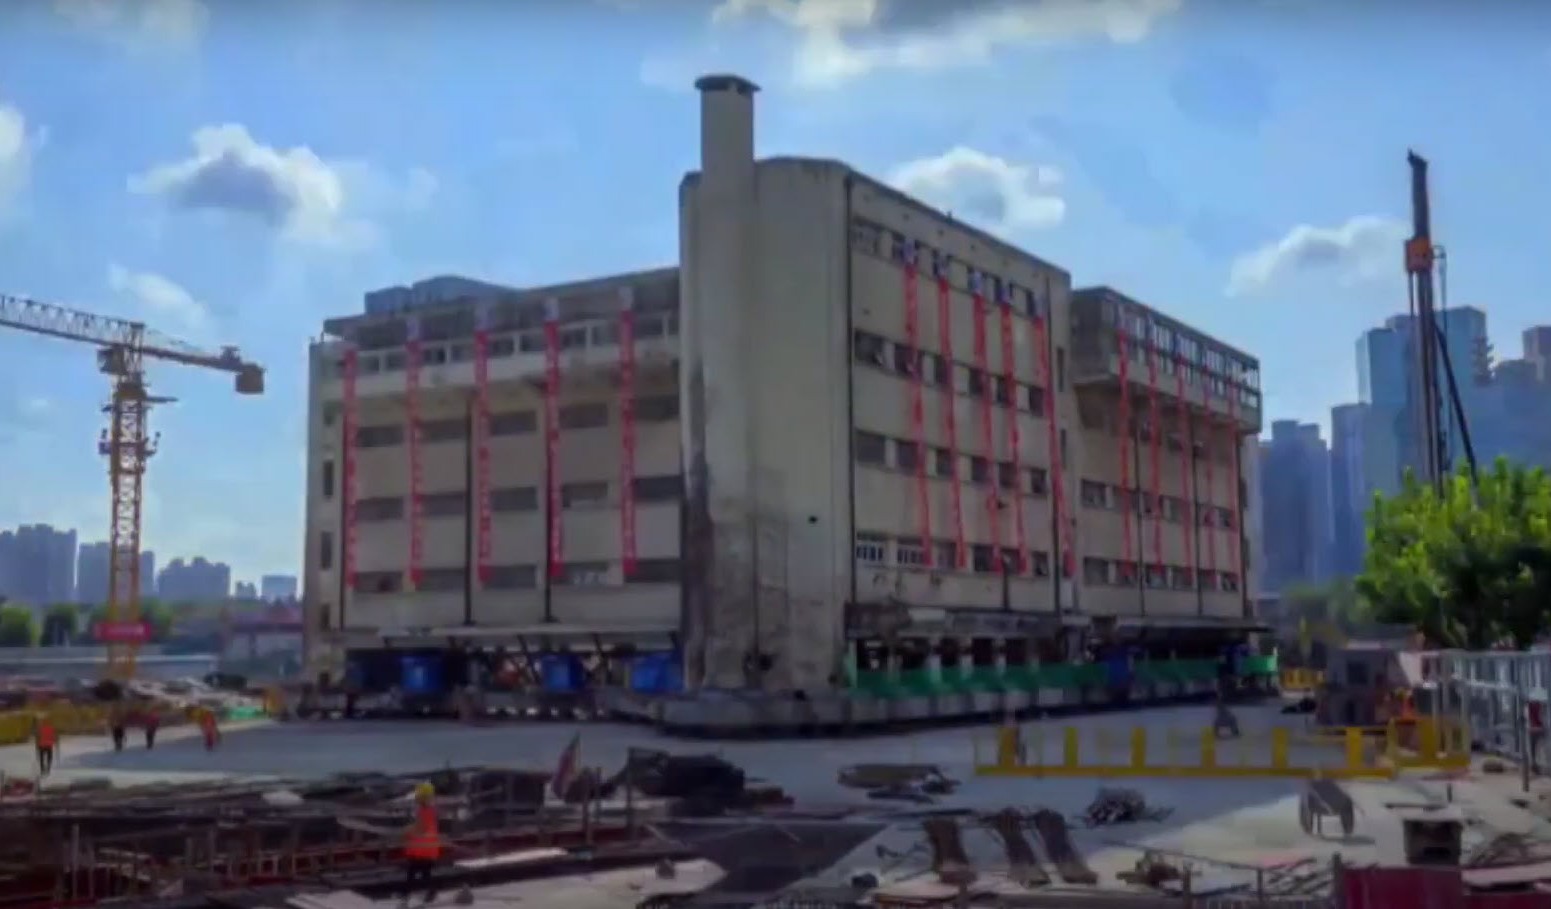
[341,648,684,698]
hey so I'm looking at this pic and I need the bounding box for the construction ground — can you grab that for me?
[4,703,1551,907]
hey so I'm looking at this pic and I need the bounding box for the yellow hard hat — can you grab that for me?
[415,782,435,800]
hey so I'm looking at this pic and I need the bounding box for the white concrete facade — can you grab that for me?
[301,74,1262,692]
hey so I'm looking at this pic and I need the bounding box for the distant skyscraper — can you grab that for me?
[76,542,110,605]
[1258,420,1334,593]
[157,557,232,602]
[140,551,157,599]
[1329,404,1380,577]
[1523,326,1551,384]
[259,574,298,602]
[234,581,258,600]
[0,525,78,605]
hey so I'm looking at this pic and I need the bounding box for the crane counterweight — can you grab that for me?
[0,290,263,678]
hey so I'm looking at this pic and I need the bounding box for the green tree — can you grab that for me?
[1358,459,1551,649]
[40,603,79,646]
[0,605,38,648]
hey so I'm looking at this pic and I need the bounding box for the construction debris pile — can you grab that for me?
[1081,787,1174,827]
[836,764,959,804]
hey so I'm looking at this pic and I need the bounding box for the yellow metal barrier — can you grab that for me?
[1279,667,1324,691]
[1384,717,1471,771]
[977,722,1396,780]
[0,702,113,746]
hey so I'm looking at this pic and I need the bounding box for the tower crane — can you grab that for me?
[0,292,263,678]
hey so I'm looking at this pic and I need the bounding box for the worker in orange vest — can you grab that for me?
[198,708,220,751]
[34,715,57,777]
[400,781,442,906]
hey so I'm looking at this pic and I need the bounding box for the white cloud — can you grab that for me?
[0,101,37,214]
[1226,215,1407,296]
[53,0,209,51]
[128,124,435,251]
[107,264,207,333]
[890,146,1065,234]
[712,0,1183,88]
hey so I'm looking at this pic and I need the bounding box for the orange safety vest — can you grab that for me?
[37,723,56,748]
[404,804,441,860]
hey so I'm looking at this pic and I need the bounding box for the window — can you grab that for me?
[1170,567,1194,590]
[1055,347,1066,390]
[969,457,991,485]
[559,561,611,586]
[1201,504,1217,527]
[1000,547,1021,574]
[971,544,995,574]
[486,564,537,590]
[1029,467,1049,496]
[993,376,1013,406]
[562,481,609,508]
[1030,550,1051,578]
[491,486,538,512]
[1145,564,1167,589]
[966,368,987,399]
[925,353,948,386]
[896,537,927,567]
[896,440,920,472]
[382,351,406,371]
[932,448,955,479]
[637,394,679,422]
[1026,385,1046,417]
[632,475,683,502]
[417,568,465,592]
[317,604,331,632]
[853,330,886,367]
[624,558,678,583]
[321,459,335,499]
[934,540,960,570]
[1138,492,1158,518]
[559,402,609,430]
[319,531,333,570]
[357,496,404,522]
[892,343,919,377]
[1222,572,1240,592]
[355,571,402,594]
[1116,561,1139,585]
[357,425,404,448]
[1083,558,1110,585]
[489,410,537,436]
[855,431,887,465]
[419,418,466,444]
[422,491,466,518]
[854,533,887,564]
[1080,480,1108,508]
[489,336,516,357]
[997,461,1018,490]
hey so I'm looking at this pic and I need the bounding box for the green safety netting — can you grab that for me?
[846,656,1276,700]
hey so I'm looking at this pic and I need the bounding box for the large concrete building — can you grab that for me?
[302,75,1262,694]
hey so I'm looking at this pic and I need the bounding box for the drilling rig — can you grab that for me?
[0,293,263,678]
[1403,151,1478,495]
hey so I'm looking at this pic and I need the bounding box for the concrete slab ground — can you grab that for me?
[5,703,1549,898]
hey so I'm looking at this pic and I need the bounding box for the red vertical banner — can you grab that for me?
[898,238,933,567]
[617,286,638,579]
[543,297,564,581]
[933,252,967,570]
[1173,356,1195,580]
[1226,374,1242,585]
[341,346,359,593]
[472,304,493,586]
[1145,332,1164,574]
[1033,308,1071,578]
[997,281,1027,573]
[405,317,425,590]
[1204,404,1218,576]
[969,271,1002,568]
[1116,321,1135,571]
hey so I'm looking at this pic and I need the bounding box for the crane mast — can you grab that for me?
[0,292,263,678]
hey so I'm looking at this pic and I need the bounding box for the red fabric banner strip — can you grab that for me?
[970,274,1002,568]
[1146,340,1163,571]
[900,246,934,566]
[934,259,966,570]
[998,298,1027,573]
[1034,314,1071,578]
[1116,326,1134,568]
[1173,357,1194,579]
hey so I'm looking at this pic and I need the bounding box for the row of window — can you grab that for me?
[1117,307,1261,401]
[339,475,685,518]
[852,329,1063,417]
[352,557,681,593]
[1077,479,1236,530]
[334,311,680,378]
[853,532,1063,579]
[855,430,1056,498]
[1081,556,1241,593]
[848,217,1057,322]
[342,394,680,449]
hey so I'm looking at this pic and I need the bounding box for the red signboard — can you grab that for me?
[94,620,152,644]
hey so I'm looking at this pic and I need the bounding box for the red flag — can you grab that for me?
[550,732,581,800]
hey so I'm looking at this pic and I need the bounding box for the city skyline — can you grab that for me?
[0,521,296,606]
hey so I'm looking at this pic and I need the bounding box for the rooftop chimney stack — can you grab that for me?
[695,74,759,193]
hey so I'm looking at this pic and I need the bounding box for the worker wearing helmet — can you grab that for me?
[400,781,441,906]
[34,714,57,777]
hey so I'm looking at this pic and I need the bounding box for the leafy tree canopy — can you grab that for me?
[1358,459,1551,649]
[0,605,38,648]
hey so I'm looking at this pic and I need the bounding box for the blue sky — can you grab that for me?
[1,0,1548,584]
